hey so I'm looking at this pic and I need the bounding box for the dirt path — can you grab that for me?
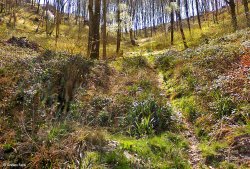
[181,116,206,168]
[156,60,206,169]
[127,49,207,169]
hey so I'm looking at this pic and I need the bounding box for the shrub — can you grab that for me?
[125,98,173,137]
[155,55,176,72]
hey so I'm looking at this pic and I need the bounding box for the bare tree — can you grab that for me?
[195,0,202,29]
[177,0,188,49]
[242,0,250,27]
[116,0,121,55]
[88,0,101,59]
[225,0,237,31]
[103,0,107,60]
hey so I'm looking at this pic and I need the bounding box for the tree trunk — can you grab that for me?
[192,0,195,23]
[242,0,250,27]
[88,0,93,57]
[152,0,156,34]
[88,0,101,59]
[184,0,191,34]
[103,0,107,60]
[215,0,219,23]
[161,0,167,36]
[116,0,121,55]
[225,0,237,31]
[37,0,41,14]
[195,0,202,29]
[170,7,174,45]
[177,0,188,49]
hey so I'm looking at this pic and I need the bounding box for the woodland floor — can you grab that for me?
[0,5,250,169]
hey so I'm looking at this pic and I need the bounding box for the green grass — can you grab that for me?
[109,132,190,168]
[199,141,228,167]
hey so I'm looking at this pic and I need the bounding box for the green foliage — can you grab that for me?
[212,92,236,118]
[3,143,14,152]
[199,141,228,167]
[0,67,6,76]
[219,161,237,169]
[47,123,70,142]
[155,54,176,72]
[174,96,199,122]
[195,126,208,139]
[80,152,101,169]
[194,44,241,78]
[101,150,130,169]
[138,79,152,90]
[12,51,95,120]
[121,56,149,71]
[125,98,173,137]
[135,115,154,136]
[111,132,190,168]
[97,110,110,127]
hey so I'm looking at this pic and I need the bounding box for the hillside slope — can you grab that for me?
[0,4,250,169]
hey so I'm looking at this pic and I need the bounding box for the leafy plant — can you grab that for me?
[135,115,154,137]
[98,110,110,127]
[125,98,173,137]
[175,96,199,122]
[212,92,236,118]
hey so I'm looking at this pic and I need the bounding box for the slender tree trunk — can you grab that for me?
[242,0,250,27]
[170,7,174,45]
[92,0,101,59]
[88,0,101,59]
[236,0,239,14]
[161,0,167,36]
[177,0,188,49]
[129,0,136,41]
[103,0,107,60]
[225,0,237,31]
[55,7,60,45]
[152,0,156,34]
[37,0,41,14]
[184,0,191,34]
[195,0,202,29]
[192,0,195,23]
[116,0,121,55]
[215,0,219,23]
